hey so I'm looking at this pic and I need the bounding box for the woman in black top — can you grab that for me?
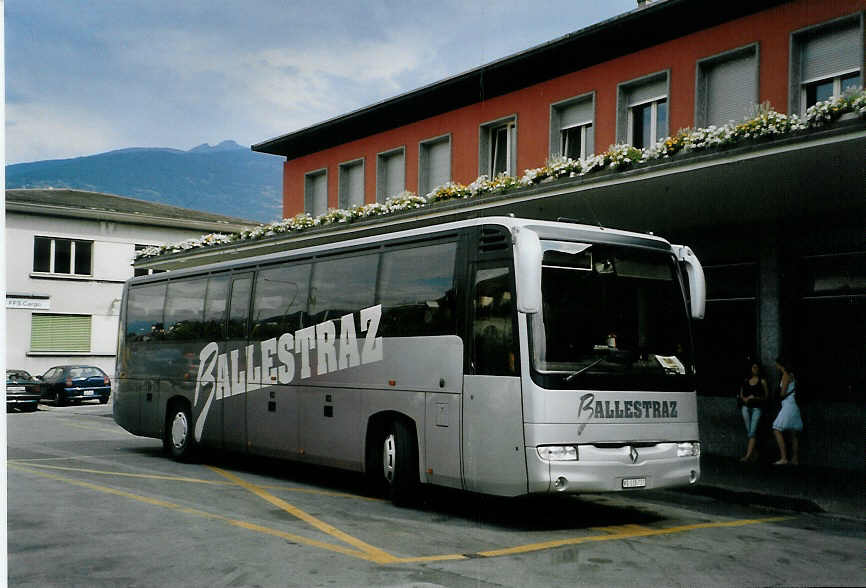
[739,362,768,462]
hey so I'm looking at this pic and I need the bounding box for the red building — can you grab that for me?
[254,0,862,218]
[253,0,865,470]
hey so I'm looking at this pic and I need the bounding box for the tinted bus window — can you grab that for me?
[228,275,252,340]
[203,274,229,341]
[164,278,207,341]
[378,242,457,337]
[251,263,311,340]
[126,283,167,341]
[473,266,517,376]
[309,254,378,323]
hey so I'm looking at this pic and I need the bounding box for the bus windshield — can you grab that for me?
[529,241,694,391]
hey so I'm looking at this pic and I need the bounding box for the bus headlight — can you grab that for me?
[677,442,700,457]
[537,445,578,461]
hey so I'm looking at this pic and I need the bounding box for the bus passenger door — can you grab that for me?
[223,273,252,452]
[462,262,528,496]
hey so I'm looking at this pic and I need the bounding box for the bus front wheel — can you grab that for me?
[382,420,419,506]
[164,403,197,461]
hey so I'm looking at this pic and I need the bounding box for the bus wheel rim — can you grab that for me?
[383,432,396,484]
[171,412,189,449]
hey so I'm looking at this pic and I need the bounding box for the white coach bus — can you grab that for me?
[114,217,706,503]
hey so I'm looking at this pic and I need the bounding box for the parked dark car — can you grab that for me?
[39,365,111,406]
[6,369,41,412]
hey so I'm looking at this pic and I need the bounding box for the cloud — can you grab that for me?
[5,0,639,162]
[6,102,126,164]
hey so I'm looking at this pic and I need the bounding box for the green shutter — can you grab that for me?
[30,314,91,352]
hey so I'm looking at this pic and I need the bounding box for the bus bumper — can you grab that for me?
[525,443,700,494]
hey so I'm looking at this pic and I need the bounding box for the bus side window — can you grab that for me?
[227,275,252,340]
[202,275,229,341]
[125,283,167,377]
[378,241,457,337]
[251,263,311,339]
[309,254,378,325]
[126,283,167,342]
[472,266,518,376]
[164,278,206,341]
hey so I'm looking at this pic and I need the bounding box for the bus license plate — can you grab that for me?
[84,390,94,396]
[622,478,646,489]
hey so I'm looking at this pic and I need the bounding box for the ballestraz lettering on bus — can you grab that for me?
[192,304,383,441]
[576,393,678,435]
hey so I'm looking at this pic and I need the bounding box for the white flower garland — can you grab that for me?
[138,88,865,260]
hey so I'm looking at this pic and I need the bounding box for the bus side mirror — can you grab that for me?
[674,245,706,320]
[513,227,542,314]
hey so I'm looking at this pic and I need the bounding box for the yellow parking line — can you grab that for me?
[9,463,378,562]
[10,462,229,485]
[393,554,468,563]
[475,516,792,558]
[210,467,401,564]
[8,456,384,502]
[10,460,384,501]
[591,523,652,534]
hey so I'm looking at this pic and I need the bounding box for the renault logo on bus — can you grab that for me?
[192,305,383,442]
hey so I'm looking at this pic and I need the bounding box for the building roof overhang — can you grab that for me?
[5,189,259,233]
[143,119,866,272]
[252,0,791,159]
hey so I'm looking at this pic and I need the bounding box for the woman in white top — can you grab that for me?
[772,358,803,465]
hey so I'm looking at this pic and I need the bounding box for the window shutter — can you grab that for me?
[31,314,91,352]
[305,172,327,216]
[801,23,860,82]
[425,139,450,192]
[339,162,364,208]
[705,52,758,126]
[380,151,405,201]
[627,78,667,106]
[558,100,593,129]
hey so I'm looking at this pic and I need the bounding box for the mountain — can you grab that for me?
[6,141,282,223]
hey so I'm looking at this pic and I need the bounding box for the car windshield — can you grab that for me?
[529,242,695,391]
[7,370,33,381]
[68,367,104,379]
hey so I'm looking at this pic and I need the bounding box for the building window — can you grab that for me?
[550,93,594,160]
[479,116,517,177]
[33,237,92,276]
[133,245,166,277]
[30,314,92,352]
[617,71,669,148]
[696,44,759,127]
[791,14,863,114]
[376,147,405,202]
[804,72,862,108]
[304,168,328,217]
[418,134,451,196]
[338,158,365,209]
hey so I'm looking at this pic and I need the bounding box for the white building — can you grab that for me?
[5,188,258,379]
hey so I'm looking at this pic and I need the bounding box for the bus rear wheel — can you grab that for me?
[164,403,197,461]
[381,420,419,506]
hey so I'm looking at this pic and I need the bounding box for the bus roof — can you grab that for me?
[129,216,671,285]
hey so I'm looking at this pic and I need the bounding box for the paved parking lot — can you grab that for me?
[8,402,865,587]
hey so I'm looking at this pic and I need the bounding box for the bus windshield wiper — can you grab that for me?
[564,357,606,382]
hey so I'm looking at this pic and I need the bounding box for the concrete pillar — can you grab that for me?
[758,233,780,382]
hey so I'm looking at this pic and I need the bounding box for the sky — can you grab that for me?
[6,0,639,164]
